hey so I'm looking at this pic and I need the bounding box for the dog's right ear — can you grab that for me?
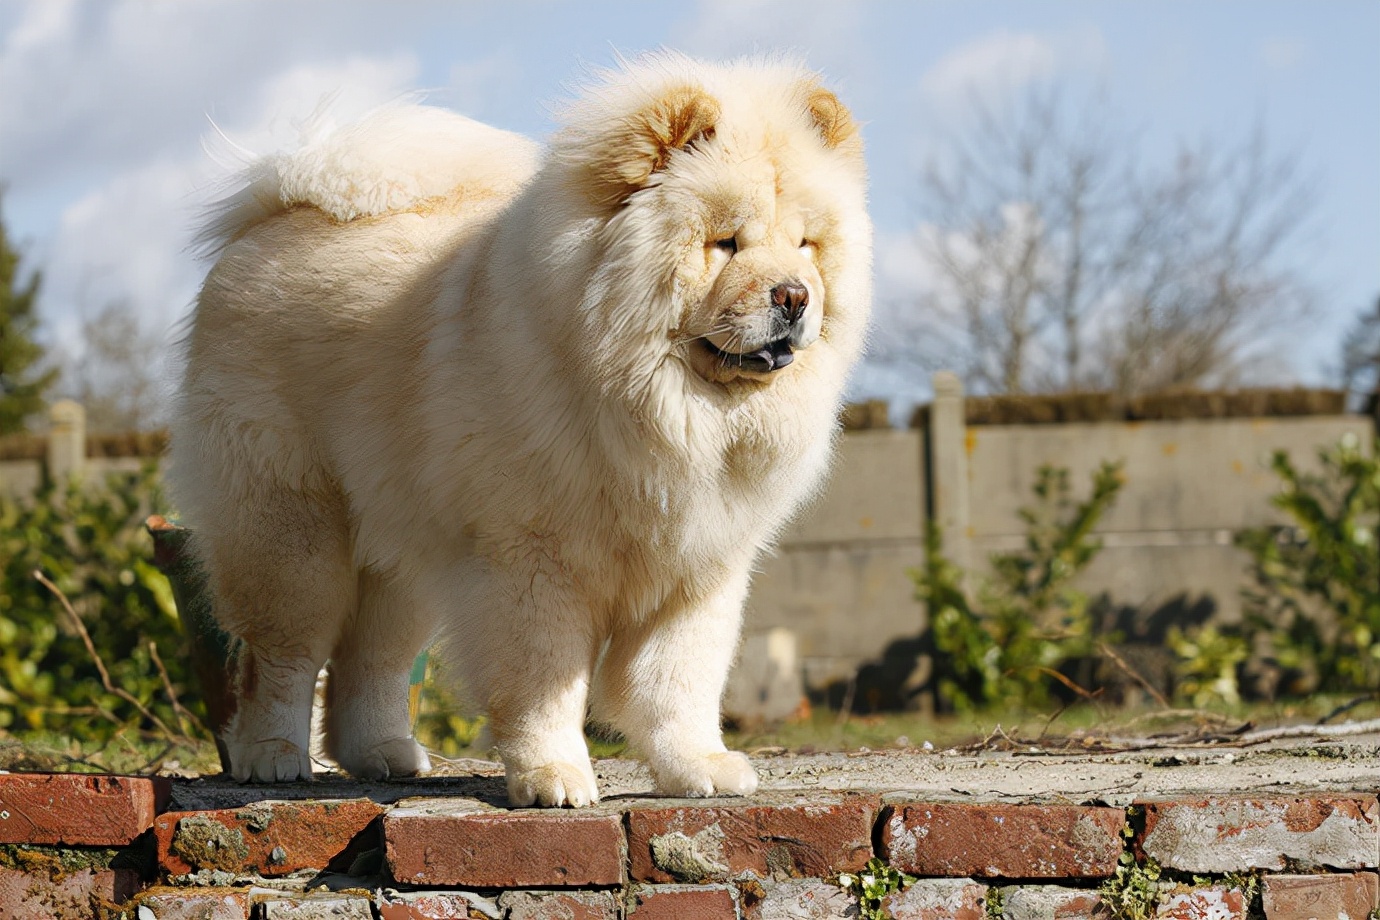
[571,85,721,208]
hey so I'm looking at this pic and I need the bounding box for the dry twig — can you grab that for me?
[33,569,188,743]
[1235,717,1380,745]
[1097,642,1171,709]
[148,640,206,738]
[1318,694,1380,725]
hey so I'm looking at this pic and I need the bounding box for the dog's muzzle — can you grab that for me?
[702,281,811,374]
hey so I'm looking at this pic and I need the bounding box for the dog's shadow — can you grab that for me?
[169,770,511,811]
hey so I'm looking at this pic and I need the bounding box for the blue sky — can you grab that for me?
[1,1,1375,404]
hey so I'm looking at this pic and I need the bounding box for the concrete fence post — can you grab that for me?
[47,400,86,482]
[929,372,971,571]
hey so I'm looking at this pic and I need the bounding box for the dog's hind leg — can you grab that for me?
[324,568,435,780]
[199,482,356,783]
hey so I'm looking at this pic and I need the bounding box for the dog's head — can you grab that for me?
[556,55,871,389]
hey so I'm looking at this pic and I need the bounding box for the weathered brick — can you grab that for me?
[499,889,620,919]
[1155,885,1249,920]
[999,885,1110,919]
[1138,796,1380,872]
[153,799,382,877]
[626,793,877,883]
[631,884,739,919]
[133,886,250,919]
[878,803,1124,878]
[740,878,857,919]
[883,879,989,920]
[0,865,142,920]
[1261,872,1380,920]
[376,889,501,919]
[383,798,625,887]
[258,894,375,918]
[0,772,171,845]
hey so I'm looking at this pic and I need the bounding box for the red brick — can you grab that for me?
[0,865,142,920]
[1261,873,1380,920]
[1156,886,1249,920]
[383,798,625,887]
[499,890,620,919]
[631,884,739,919]
[134,886,250,919]
[153,799,382,877]
[626,793,877,883]
[376,890,500,919]
[1139,796,1380,872]
[878,802,1124,878]
[883,879,988,920]
[0,772,171,845]
[999,885,1110,919]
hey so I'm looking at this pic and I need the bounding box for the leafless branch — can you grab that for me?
[1097,642,1171,709]
[148,639,207,739]
[885,81,1314,396]
[33,568,188,743]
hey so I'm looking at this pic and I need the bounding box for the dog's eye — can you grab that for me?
[800,239,816,259]
[713,237,738,255]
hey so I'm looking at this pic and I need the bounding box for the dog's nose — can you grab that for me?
[771,281,809,323]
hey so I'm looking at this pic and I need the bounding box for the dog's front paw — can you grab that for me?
[334,737,431,781]
[230,738,314,783]
[653,750,759,798]
[506,761,600,808]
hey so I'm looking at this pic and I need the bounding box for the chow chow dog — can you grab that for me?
[171,52,871,806]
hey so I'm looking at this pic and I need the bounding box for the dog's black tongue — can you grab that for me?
[742,339,794,372]
[731,338,795,373]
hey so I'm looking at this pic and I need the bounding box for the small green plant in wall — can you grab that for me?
[1099,814,1161,920]
[837,856,916,919]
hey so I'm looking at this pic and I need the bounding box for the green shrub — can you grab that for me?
[1165,623,1249,708]
[916,461,1124,712]
[0,466,204,744]
[1227,433,1379,698]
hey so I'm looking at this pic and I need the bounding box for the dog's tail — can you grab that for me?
[193,105,541,258]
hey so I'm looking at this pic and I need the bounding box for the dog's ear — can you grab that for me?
[802,86,863,160]
[582,85,720,207]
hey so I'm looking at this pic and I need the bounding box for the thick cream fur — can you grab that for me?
[170,53,872,804]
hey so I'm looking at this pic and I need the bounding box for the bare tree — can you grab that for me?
[61,300,168,432]
[1340,295,1380,412]
[880,84,1314,396]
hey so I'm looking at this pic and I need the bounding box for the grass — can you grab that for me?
[4,693,1375,776]
[0,730,221,775]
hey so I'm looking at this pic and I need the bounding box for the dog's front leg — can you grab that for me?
[596,569,759,798]
[456,565,601,808]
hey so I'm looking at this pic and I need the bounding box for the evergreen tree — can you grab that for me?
[0,192,56,433]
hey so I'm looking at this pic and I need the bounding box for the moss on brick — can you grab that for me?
[0,843,122,879]
[168,815,249,872]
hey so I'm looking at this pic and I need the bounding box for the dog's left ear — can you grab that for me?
[802,86,863,160]
[583,85,720,207]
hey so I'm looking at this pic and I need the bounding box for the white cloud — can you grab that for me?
[33,52,421,347]
[875,226,937,305]
[918,27,1107,110]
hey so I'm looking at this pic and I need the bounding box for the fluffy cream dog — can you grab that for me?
[171,53,871,806]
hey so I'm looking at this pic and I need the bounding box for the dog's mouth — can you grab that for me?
[699,336,795,374]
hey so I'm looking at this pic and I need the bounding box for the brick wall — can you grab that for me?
[3,771,1376,919]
